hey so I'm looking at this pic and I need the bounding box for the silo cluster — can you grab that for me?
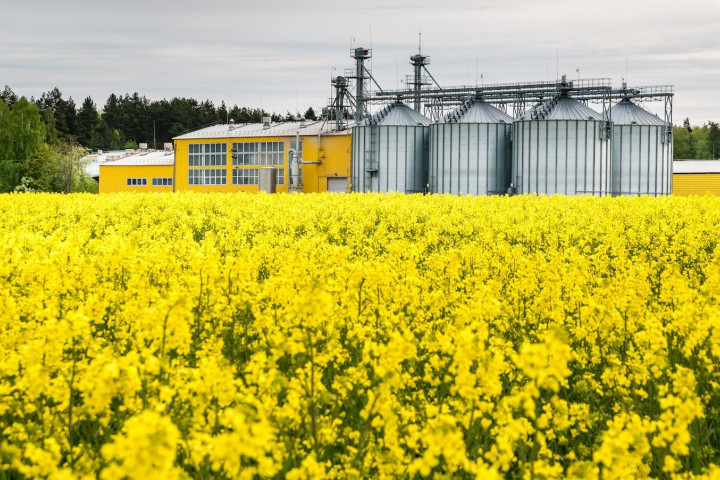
[351,94,672,197]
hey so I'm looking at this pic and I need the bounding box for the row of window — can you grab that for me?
[232,141,284,166]
[187,168,285,186]
[126,171,284,187]
[127,178,147,186]
[127,177,173,186]
[189,143,227,167]
[188,142,303,167]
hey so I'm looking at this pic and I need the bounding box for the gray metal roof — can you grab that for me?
[519,96,603,121]
[174,120,346,140]
[673,160,720,174]
[358,102,432,127]
[101,150,175,167]
[609,98,669,126]
[438,98,514,124]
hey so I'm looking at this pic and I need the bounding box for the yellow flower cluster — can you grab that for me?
[1,192,720,479]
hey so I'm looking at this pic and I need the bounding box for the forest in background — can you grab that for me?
[0,84,718,193]
[0,85,316,193]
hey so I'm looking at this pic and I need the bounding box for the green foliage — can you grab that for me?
[0,161,24,193]
[0,97,45,164]
[23,144,56,192]
[19,142,95,194]
[53,143,90,194]
[76,97,99,148]
[3,84,317,151]
[1,85,17,107]
[673,121,720,159]
[304,107,317,120]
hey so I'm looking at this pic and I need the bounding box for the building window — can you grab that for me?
[189,143,227,166]
[152,177,173,186]
[232,142,284,166]
[231,168,285,185]
[232,168,259,185]
[126,177,147,186]
[189,169,226,185]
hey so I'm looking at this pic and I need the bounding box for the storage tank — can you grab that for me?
[513,95,611,196]
[429,98,514,195]
[351,101,431,193]
[608,98,672,196]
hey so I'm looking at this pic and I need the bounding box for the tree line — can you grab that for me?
[673,119,720,160]
[1,85,317,151]
[0,85,317,193]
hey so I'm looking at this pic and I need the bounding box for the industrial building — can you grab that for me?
[97,45,708,197]
[99,149,174,193]
[173,119,351,193]
[673,161,720,195]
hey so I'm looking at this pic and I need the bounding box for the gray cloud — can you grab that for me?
[1,0,718,124]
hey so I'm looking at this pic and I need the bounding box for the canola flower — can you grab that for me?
[0,192,720,479]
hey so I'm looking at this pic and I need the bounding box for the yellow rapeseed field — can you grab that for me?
[1,192,720,479]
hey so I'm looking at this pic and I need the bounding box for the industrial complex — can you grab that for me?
[94,45,714,196]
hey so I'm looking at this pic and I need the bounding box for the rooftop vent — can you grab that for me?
[262,116,271,129]
[163,143,173,151]
[139,143,148,150]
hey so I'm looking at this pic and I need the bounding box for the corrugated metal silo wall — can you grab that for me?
[512,119,610,195]
[351,125,428,193]
[429,123,512,195]
[611,125,673,196]
[351,126,365,192]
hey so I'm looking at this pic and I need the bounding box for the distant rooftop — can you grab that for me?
[673,160,720,174]
[100,150,175,167]
[174,119,348,140]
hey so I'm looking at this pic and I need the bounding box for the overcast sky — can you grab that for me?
[2,0,718,125]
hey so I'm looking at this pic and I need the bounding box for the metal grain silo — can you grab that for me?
[351,101,431,193]
[608,98,672,196]
[512,96,611,196]
[429,98,513,195]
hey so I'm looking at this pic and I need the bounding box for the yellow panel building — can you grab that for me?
[99,150,175,193]
[673,160,720,195]
[173,120,352,193]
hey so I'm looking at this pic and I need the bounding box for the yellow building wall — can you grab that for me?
[673,174,720,195]
[99,165,175,193]
[299,132,352,193]
[173,132,352,193]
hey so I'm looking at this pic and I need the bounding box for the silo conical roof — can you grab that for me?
[608,98,669,126]
[519,96,603,121]
[438,99,514,124]
[359,101,432,126]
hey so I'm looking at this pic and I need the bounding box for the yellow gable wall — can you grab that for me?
[173,131,352,193]
[99,165,175,193]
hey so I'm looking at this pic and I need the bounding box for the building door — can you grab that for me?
[327,177,348,193]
